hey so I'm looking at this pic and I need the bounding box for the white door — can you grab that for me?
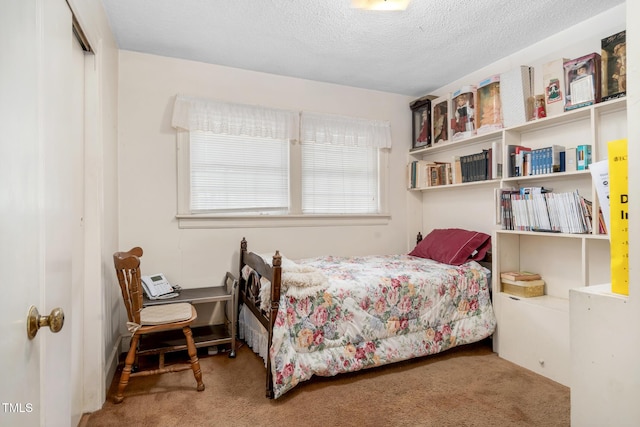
[0,1,85,426]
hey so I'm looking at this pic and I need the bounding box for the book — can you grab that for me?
[491,140,502,179]
[500,271,541,281]
[549,145,565,173]
[407,160,432,189]
[458,150,491,183]
[500,65,534,127]
[434,161,453,185]
[598,207,608,235]
[565,147,577,172]
[563,53,602,111]
[577,145,592,170]
[501,278,545,298]
[498,188,520,230]
[511,145,531,177]
[601,30,626,101]
[608,138,628,296]
[543,58,569,117]
[453,156,462,184]
[589,159,611,235]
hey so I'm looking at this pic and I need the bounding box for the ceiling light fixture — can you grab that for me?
[351,0,410,11]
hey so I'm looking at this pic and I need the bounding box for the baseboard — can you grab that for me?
[105,335,125,396]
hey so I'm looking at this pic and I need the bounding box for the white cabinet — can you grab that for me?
[498,291,570,385]
[493,231,608,386]
[569,285,638,426]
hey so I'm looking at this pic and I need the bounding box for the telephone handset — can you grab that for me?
[141,273,179,300]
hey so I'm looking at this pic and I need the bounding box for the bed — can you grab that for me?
[238,229,497,399]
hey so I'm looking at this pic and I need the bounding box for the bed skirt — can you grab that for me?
[238,304,268,367]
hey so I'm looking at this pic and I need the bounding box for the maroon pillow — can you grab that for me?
[409,228,491,266]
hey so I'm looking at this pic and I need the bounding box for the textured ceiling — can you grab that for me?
[100,0,625,97]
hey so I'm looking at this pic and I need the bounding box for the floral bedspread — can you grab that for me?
[269,254,496,398]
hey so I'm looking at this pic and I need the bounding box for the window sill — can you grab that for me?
[175,213,391,229]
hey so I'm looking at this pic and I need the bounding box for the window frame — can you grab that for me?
[176,131,390,229]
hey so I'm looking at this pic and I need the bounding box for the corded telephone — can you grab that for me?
[141,273,179,300]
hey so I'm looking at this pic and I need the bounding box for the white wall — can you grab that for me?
[117,51,416,323]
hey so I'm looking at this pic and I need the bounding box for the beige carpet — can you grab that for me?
[81,339,569,427]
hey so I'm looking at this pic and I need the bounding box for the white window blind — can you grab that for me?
[302,142,379,214]
[300,112,390,214]
[172,95,297,215]
[190,131,289,214]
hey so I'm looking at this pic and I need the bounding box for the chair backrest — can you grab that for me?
[113,247,144,324]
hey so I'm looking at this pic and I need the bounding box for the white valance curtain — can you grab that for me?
[300,111,392,149]
[171,94,299,140]
[171,95,393,148]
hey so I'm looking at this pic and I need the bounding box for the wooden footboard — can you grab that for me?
[239,237,281,398]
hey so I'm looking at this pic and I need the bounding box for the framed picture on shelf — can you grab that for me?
[431,96,450,145]
[410,96,434,150]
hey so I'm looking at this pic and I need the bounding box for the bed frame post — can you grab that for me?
[240,237,247,272]
[265,250,282,399]
[239,237,247,299]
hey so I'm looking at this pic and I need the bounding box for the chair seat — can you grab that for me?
[140,303,195,325]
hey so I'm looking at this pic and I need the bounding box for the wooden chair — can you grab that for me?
[112,247,205,403]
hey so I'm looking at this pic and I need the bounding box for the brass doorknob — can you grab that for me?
[27,306,65,339]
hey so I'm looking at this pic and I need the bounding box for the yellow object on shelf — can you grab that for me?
[608,138,629,296]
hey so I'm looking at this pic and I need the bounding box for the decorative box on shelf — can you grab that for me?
[500,277,545,298]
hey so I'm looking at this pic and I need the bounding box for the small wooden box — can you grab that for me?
[501,279,545,298]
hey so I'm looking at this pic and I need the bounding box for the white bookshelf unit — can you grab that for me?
[409,97,627,387]
[492,98,626,386]
[408,128,502,191]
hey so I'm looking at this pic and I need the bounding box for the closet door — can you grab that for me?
[0,1,85,425]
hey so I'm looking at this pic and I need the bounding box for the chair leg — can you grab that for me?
[183,326,205,392]
[114,334,140,404]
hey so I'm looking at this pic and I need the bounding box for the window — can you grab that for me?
[172,95,391,228]
[190,132,289,214]
[300,111,390,215]
[301,143,379,214]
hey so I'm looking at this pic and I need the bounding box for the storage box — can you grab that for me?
[543,58,569,117]
[601,30,626,101]
[476,74,503,134]
[501,278,545,297]
[450,85,477,141]
[563,53,602,111]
